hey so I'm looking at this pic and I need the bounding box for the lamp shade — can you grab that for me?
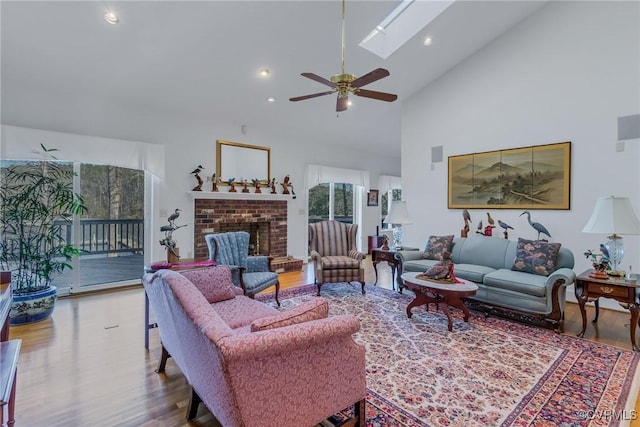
[384,201,412,225]
[582,196,640,235]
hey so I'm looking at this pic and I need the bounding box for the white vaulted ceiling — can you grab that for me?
[1,1,546,156]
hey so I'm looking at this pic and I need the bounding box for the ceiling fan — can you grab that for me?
[289,0,398,112]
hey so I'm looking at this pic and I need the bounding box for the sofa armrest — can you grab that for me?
[218,315,360,361]
[394,250,423,264]
[545,267,576,289]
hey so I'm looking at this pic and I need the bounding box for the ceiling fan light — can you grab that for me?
[104,12,119,24]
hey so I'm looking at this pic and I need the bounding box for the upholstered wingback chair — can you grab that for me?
[308,220,365,296]
[206,231,280,305]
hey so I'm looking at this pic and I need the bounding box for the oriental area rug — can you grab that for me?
[258,284,640,427]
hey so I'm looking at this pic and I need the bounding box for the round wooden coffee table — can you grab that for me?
[401,272,478,331]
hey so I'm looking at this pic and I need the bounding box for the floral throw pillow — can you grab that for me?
[511,238,561,276]
[423,235,454,260]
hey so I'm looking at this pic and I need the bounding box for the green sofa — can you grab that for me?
[395,236,575,331]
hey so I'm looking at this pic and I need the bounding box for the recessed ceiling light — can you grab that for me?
[104,12,119,25]
[347,100,353,107]
[259,68,270,77]
[424,37,433,46]
[267,97,276,103]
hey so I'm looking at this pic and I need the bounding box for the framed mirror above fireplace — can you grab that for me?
[216,140,271,185]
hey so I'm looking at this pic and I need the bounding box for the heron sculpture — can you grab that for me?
[167,208,181,227]
[520,211,551,240]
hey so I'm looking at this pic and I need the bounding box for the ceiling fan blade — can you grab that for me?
[336,96,349,112]
[353,88,398,102]
[301,73,337,88]
[351,68,390,88]
[289,91,335,102]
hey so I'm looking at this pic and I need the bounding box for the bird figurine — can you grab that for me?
[281,175,291,194]
[463,209,471,225]
[461,209,471,237]
[486,212,495,226]
[191,165,204,191]
[520,211,551,240]
[476,220,484,234]
[167,208,181,227]
[228,177,237,192]
[497,219,514,239]
[599,243,610,260]
[422,251,454,281]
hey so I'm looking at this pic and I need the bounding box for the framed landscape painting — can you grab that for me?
[448,141,571,210]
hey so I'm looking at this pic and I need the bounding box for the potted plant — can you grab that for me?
[584,249,610,279]
[0,145,86,324]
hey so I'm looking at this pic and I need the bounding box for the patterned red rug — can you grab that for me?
[258,283,640,426]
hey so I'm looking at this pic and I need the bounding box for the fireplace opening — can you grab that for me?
[218,222,270,256]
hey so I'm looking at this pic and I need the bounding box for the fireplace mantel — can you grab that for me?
[189,191,292,201]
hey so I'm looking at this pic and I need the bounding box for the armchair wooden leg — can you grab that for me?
[316,282,323,296]
[274,281,281,306]
[155,343,171,373]
[359,281,365,294]
[354,398,366,427]
[186,387,203,420]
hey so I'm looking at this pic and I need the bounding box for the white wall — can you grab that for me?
[401,2,640,307]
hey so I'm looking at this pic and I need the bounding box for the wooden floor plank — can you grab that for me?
[8,258,640,426]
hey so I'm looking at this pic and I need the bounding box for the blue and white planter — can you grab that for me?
[10,286,57,325]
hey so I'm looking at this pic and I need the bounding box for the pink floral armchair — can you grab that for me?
[142,266,366,426]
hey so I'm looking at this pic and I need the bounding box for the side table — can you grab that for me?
[575,269,639,351]
[371,247,419,290]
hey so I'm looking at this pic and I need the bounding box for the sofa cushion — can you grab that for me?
[212,295,280,329]
[483,269,547,297]
[423,235,454,260]
[451,264,496,284]
[180,266,237,303]
[511,238,561,276]
[250,297,329,332]
[455,236,510,270]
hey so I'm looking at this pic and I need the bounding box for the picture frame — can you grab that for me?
[448,141,571,210]
[367,190,379,206]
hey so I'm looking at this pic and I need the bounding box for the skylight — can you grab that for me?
[359,0,455,59]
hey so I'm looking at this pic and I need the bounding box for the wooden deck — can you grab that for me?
[50,254,145,288]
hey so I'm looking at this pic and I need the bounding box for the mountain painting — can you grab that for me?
[448,141,571,209]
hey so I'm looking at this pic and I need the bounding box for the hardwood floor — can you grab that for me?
[8,259,640,426]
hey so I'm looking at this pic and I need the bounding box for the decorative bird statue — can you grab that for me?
[520,211,551,240]
[599,243,610,260]
[167,208,181,227]
[498,219,514,239]
[476,220,483,234]
[191,165,204,191]
[486,212,495,226]
[422,251,454,280]
[461,209,471,237]
[462,209,471,225]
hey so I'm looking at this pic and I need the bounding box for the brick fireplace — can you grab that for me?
[193,195,288,260]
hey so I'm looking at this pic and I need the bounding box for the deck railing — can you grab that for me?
[55,219,144,255]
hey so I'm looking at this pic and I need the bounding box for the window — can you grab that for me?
[308,182,354,224]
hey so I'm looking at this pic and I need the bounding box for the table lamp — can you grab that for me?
[582,196,640,276]
[384,201,412,249]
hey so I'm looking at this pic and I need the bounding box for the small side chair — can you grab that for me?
[205,231,280,305]
[308,220,365,296]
